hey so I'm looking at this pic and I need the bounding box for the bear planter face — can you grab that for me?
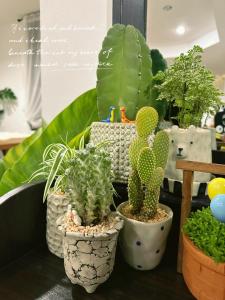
[165,126,212,183]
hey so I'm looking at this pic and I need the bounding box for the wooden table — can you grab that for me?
[0,133,29,154]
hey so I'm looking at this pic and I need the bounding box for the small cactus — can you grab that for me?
[128,106,169,217]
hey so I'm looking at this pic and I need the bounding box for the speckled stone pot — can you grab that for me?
[90,122,136,183]
[46,193,70,258]
[117,202,173,270]
[90,122,153,184]
[59,215,124,293]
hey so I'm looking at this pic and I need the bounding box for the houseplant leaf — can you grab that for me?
[0,88,98,195]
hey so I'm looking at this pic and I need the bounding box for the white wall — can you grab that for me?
[0,23,30,132]
[40,0,112,122]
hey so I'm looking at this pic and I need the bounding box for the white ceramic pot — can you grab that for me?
[117,202,173,271]
[46,192,70,258]
[58,216,124,293]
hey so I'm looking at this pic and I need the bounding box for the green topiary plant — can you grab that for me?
[97,24,152,121]
[155,45,223,128]
[0,88,17,114]
[128,106,169,217]
[65,142,114,225]
[183,207,225,263]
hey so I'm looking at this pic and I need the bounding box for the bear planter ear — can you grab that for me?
[188,125,196,131]
[171,125,179,131]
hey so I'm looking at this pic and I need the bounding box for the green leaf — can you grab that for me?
[97,24,152,121]
[0,88,98,196]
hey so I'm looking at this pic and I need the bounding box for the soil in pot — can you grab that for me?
[58,212,124,293]
[117,202,173,271]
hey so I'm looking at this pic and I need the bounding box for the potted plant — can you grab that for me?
[0,88,17,117]
[182,208,225,300]
[56,141,123,293]
[90,24,166,184]
[155,45,223,195]
[117,106,173,270]
[29,143,77,258]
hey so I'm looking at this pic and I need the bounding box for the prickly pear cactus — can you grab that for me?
[128,106,169,217]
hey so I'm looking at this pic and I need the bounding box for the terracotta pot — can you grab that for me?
[46,192,70,258]
[58,215,124,293]
[182,234,225,300]
[117,202,173,270]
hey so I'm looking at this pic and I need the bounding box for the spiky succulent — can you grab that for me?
[65,143,114,225]
[128,107,169,217]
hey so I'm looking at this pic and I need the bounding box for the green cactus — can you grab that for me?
[97,24,152,122]
[128,106,169,217]
[65,144,114,225]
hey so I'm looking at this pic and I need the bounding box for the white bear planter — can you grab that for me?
[164,126,215,196]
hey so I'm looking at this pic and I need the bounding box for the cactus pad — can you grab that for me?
[137,148,156,185]
[129,137,148,170]
[148,167,164,191]
[153,131,169,169]
[128,170,142,212]
[143,189,160,217]
[136,107,158,138]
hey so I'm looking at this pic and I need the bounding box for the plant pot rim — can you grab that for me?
[57,212,124,240]
[117,201,173,226]
[92,121,135,127]
[182,233,225,274]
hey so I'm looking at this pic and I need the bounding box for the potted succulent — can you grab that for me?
[29,143,77,258]
[117,106,173,270]
[56,141,123,293]
[155,45,223,195]
[182,208,225,300]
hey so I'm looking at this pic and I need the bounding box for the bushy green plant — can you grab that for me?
[183,207,225,263]
[149,49,168,121]
[66,143,114,225]
[128,107,169,217]
[155,45,223,128]
[0,88,17,114]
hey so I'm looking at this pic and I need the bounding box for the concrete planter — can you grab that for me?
[58,215,124,293]
[46,192,70,258]
[90,122,136,183]
[182,234,225,300]
[117,202,173,270]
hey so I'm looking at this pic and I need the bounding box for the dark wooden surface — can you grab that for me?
[0,243,194,300]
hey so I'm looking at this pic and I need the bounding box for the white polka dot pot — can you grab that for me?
[117,202,173,270]
[46,192,71,258]
[58,216,124,293]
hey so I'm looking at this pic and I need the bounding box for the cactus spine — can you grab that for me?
[128,107,169,217]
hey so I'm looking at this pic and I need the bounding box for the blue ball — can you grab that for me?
[210,194,225,223]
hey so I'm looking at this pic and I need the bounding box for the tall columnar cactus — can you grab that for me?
[128,107,169,217]
[97,24,152,121]
[65,144,114,225]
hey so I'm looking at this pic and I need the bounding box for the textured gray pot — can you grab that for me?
[90,122,153,183]
[58,215,124,293]
[117,202,173,270]
[46,192,70,258]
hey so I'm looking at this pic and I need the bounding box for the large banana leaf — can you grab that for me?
[0,88,98,196]
[0,127,44,179]
[97,24,152,121]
